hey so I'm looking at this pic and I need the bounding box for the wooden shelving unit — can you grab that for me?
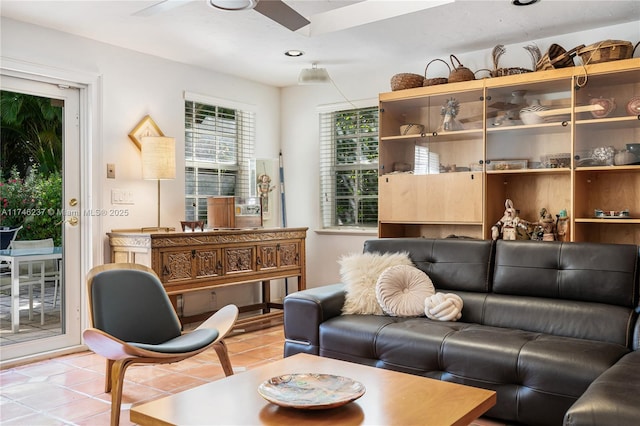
[378,58,640,244]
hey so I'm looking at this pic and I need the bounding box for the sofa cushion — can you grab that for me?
[482,294,634,346]
[339,251,413,315]
[375,265,434,317]
[564,350,640,425]
[493,240,638,308]
[364,238,494,293]
[319,315,401,365]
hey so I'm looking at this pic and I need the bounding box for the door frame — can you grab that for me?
[1,57,102,367]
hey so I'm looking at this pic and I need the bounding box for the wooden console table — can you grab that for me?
[107,227,307,328]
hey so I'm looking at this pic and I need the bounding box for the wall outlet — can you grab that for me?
[210,291,217,310]
[107,163,116,179]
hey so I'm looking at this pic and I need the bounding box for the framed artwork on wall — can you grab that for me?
[128,115,164,149]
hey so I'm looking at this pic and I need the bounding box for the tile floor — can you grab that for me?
[1,324,504,426]
[1,325,285,425]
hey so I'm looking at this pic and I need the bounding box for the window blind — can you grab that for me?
[319,106,379,228]
[184,99,255,221]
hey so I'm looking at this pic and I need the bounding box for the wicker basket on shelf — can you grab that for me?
[577,40,634,65]
[448,55,475,82]
[423,59,450,86]
[536,44,584,71]
[390,73,424,91]
[490,44,540,77]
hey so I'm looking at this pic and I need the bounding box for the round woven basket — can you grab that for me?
[390,73,424,91]
[448,55,475,83]
[423,59,450,86]
[577,40,633,65]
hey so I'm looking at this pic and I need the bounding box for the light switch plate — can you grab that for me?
[111,189,134,205]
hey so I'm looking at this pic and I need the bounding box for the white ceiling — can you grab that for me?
[1,0,639,87]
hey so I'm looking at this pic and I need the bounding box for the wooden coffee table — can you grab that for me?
[130,353,496,425]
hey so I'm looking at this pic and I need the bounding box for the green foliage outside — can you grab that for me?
[1,90,63,245]
[0,167,63,246]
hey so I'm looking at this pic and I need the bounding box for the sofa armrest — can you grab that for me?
[283,283,346,357]
[564,350,640,425]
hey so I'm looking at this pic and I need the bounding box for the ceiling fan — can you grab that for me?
[134,0,310,31]
[134,0,455,35]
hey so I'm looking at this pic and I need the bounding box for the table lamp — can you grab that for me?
[140,136,176,229]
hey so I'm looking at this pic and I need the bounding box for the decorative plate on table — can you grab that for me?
[257,373,366,410]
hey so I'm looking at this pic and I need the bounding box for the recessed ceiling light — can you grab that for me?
[512,0,539,5]
[285,50,305,57]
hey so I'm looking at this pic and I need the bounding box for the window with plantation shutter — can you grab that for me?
[319,104,379,229]
[184,93,255,221]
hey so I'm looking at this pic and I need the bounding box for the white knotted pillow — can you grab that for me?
[375,265,435,317]
[425,292,463,321]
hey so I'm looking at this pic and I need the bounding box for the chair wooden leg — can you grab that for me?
[213,340,234,376]
[108,358,135,426]
[105,359,114,392]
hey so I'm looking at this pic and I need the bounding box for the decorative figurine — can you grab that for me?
[556,209,569,242]
[257,173,275,214]
[491,199,531,240]
[439,97,462,132]
[539,208,556,241]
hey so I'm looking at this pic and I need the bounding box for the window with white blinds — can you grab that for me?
[319,105,379,228]
[184,98,255,221]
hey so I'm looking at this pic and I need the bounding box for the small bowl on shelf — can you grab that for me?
[594,209,630,219]
[626,143,640,156]
[399,124,425,135]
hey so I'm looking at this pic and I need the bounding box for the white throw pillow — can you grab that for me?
[425,293,464,321]
[375,265,435,317]
[339,251,413,315]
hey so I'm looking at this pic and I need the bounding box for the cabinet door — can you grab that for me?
[160,250,193,284]
[378,84,484,230]
[572,66,640,243]
[193,248,223,279]
[256,244,278,270]
[379,173,482,222]
[224,246,255,275]
[485,78,573,171]
[378,174,425,222]
[277,242,300,269]
[256,242,300,271]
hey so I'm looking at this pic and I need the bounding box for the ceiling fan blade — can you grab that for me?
[254,0,310,31]
[133,0,190,17]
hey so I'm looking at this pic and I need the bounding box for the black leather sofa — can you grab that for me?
[283,239,640,425]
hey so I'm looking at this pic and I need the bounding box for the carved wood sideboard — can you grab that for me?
[107,227,307,327]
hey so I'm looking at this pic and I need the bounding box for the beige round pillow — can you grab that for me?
[375,265,435,317]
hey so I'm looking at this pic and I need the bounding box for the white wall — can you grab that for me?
[2,17,638,300]
[1,17,281,310]
[281,21,640,289]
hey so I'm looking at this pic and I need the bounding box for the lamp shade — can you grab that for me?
[298,64,331,85]
[141,136,176,180]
